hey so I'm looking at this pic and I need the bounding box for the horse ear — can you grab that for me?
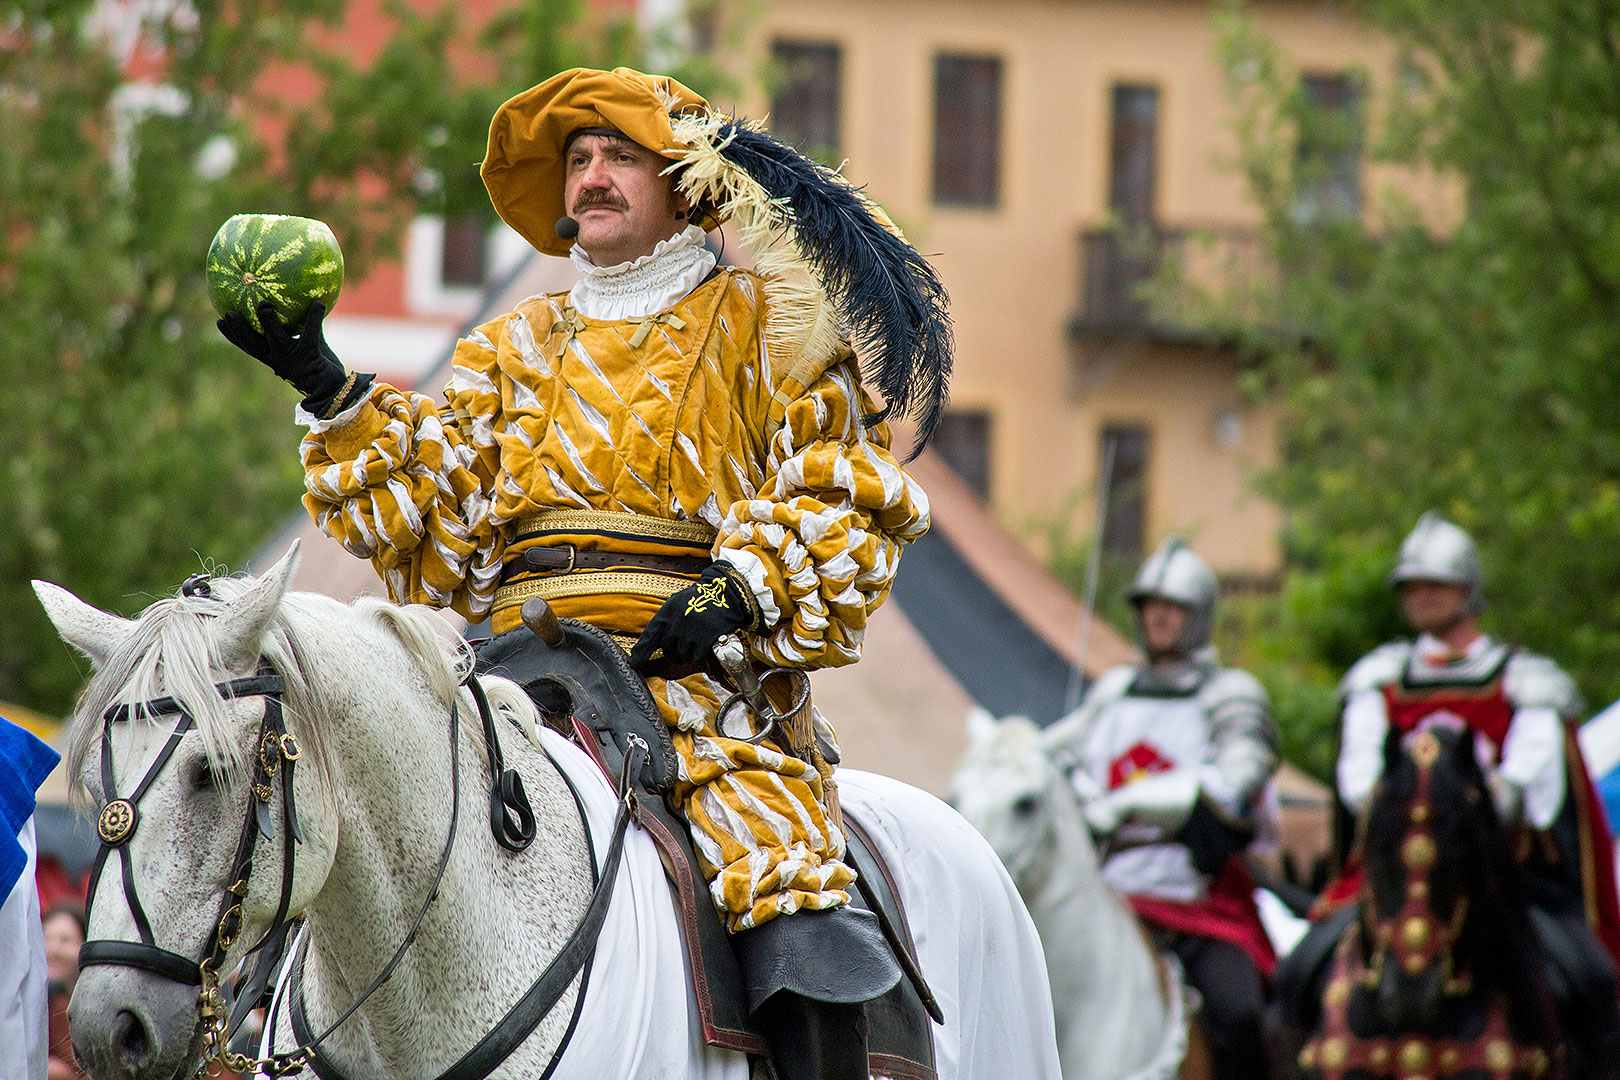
[966,707,999,746]
[1382,722,1404,776]
[32,581,136,669]
[212,542,302,671]
[1450,724,1481,777]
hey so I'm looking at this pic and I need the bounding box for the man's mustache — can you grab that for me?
[572,192,627,212]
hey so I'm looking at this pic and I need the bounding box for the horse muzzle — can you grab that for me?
[69,965,204,1080]
[1375,958,1444,1032]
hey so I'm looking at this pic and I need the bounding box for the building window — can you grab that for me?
[1296,72,1362,223]
[933,53,1002,207]
[1108,84,1159,224]
[440,214,488,288]
[933,409,993,500]
[771,40,841,162]
[1099,425,1150,560]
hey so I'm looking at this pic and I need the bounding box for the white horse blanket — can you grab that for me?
[270,728,1061,1079]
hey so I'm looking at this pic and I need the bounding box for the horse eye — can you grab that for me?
[1012,795,1040,817]
[189,760,218,792]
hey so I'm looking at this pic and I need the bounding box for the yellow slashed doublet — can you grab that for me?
[299,267,929,929]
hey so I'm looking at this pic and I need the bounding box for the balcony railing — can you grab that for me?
[1070,225,1268,341]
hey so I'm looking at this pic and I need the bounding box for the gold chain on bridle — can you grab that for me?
[195,957,311,1078]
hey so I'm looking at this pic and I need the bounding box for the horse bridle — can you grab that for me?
[79,665,312,1072]
[1358,729,1471,996]
[81,668,301,986]
[79,632,641,1080]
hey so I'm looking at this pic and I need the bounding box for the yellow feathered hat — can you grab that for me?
[480,66,954,448]
[481,67,712,258]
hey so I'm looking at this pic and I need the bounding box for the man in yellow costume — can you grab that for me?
[217,67,952,1078]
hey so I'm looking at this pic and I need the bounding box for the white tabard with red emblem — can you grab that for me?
[1081,691,1216,902]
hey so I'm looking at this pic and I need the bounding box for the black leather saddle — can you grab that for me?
[475,622,937,1079]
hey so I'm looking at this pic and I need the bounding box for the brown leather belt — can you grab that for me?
[508,544,712,578]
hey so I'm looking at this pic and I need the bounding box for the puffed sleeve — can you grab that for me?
[297,320,509,619]
[714,360,929,669]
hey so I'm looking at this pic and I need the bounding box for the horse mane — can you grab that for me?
[1364,726,1563,1053]
[976,714,1044,767]
[67,575,537,807]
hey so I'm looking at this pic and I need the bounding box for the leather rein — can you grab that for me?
[81,648,645,1080]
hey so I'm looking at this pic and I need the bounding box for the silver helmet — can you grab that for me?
[1128,537,1217,655]
[1388,511,1485,612]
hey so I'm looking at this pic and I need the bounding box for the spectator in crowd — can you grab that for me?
[41,902,86,1080]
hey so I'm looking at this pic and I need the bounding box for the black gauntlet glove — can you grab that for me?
[217,300,373,420]
[629,564,766,673]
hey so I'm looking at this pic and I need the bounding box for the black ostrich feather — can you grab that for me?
[714,121,953,452]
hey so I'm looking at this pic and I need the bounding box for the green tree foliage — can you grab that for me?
[0,0,742,715]
[1183,1,1620,775]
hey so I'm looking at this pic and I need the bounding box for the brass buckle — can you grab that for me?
[217,902,243,948]
[259,731,281,778]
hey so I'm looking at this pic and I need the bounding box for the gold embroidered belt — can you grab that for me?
[491,510,718,622]
[513,509,718,546]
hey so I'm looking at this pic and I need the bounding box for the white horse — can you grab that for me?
[37,545,1061,1080]
[950,710,1206,1080]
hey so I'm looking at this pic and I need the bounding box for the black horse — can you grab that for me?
[1276,722,1586,1079]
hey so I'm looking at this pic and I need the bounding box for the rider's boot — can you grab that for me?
[735,906,901,1080]
[753,993,868,1080]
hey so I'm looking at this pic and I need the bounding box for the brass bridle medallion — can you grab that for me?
[98,799,137,845]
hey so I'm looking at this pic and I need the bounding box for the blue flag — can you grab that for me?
[0,717,61,897]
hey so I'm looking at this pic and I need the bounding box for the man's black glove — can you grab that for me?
[629,564,765,672]
[217,300,372,419]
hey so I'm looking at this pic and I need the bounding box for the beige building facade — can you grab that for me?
[743,0,1399,579]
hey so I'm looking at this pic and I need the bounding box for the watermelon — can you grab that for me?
[206,214,344,333]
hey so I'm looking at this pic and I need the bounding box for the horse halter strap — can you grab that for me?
[1361,729,1469,995]
[78,669,303,990]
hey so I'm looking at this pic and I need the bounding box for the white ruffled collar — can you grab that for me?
[568,225,716,320]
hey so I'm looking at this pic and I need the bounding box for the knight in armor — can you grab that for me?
[215,66,953,1079]
[1053,537,1277,1080]
[1327,510,1620,1052]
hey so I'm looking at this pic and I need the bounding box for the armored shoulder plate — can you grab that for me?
[1198,667,1273,734]
[1340,641,1413,697]
[1505,650,1583,717]
[1200,666,1278,812]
